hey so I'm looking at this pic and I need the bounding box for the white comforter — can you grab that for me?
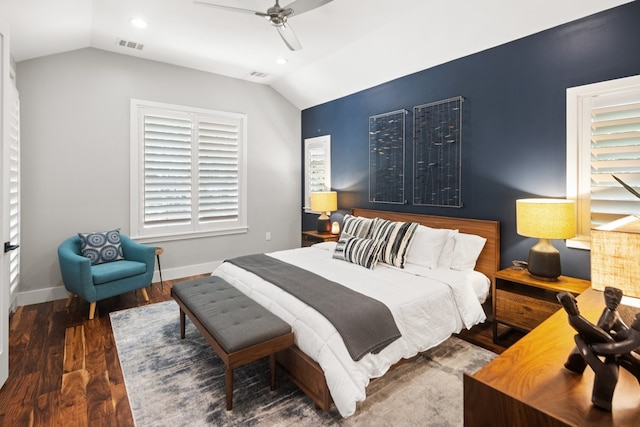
[213,243,489,417]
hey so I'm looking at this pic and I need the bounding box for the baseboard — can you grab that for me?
[16,260,222,307]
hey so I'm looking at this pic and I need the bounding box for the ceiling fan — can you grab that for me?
[194,0,333,51]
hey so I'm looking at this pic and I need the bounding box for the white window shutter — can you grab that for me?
[304,135,331,211]
[590,97,640,227]
[131,99,247,240]
[143,114,193,227]
[8,87,20,295]
[197,116,240,222]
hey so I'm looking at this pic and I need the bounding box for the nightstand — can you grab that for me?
[301,230,340,247]
[492,267,590,343]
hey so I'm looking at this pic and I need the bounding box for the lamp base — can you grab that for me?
[317,218,331,233]
[527,238,561,281]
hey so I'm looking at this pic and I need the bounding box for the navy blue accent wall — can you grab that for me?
[301,2,640,280]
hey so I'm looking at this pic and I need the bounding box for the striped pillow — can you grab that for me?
[332,232,353,261]
[341,214,374,239]
[343,237,385,270]
[370,219,419,268]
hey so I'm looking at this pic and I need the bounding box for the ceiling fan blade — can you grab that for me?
[283,0,333,16]
[276,22,302,51]
[193,0,268,17]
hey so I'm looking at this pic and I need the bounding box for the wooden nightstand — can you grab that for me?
[301,230,340,247]
[492,267,590,343]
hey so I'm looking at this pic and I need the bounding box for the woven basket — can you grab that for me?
[591,216,640,298]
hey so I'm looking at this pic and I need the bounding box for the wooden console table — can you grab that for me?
[464,287,640,427]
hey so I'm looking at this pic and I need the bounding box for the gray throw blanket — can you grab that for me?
[225,254,402,361]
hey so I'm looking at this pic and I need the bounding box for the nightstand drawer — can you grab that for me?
[495,289,560,331]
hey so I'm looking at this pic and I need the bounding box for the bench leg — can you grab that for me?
[179,309,186,339]
[270,353,277,391]
[225,366,234,410]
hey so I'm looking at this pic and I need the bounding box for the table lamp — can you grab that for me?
[516,198,576,281]
[310,191,337,233]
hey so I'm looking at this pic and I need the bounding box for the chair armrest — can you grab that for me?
[57,237,96,301]
[120,235,156,270]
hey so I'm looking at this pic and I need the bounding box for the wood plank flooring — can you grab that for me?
[0,276,514,426]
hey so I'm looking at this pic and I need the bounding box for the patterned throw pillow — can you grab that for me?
[78,229,125,265]
[341,214,374,239]
[343,237,385,270]
[369,218,419,268]
[332,232,353,261]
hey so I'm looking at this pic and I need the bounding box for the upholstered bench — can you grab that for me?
[171,276,294,410]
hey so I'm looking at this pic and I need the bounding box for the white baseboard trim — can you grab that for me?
[16,260,222,307]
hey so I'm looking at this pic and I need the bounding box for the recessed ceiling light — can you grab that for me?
[130,18,148,29]
[276,58,288,65]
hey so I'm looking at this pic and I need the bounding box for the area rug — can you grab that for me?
[111,300,496,426]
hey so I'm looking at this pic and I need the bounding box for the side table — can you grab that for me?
[155,247,164,290]
[301,230,340,247]
[492,267,590,342]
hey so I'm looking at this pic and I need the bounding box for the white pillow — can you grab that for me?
[436,230,459,268]
[450,233,487,271]
[405,225,455,270]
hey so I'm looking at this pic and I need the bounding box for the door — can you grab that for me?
[0,20,12,390]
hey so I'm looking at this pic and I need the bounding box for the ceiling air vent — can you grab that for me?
[116,38,144,51]
[249,71,268,78]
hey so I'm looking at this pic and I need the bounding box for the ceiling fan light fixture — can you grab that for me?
[195,0,334,50]
[276,58,288,65]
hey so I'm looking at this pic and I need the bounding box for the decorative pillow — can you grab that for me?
[450,233,487,271]
[332,232,353,261]
[405,226,457,270]
[369,218,419,268]
[341,214,374,239]
[78,229,125,265]
[342,237,385,270]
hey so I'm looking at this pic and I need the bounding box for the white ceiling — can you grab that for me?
[2,0,634,109]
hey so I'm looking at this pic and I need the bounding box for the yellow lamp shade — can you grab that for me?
[516,198,576,239]
[310,191,337,214]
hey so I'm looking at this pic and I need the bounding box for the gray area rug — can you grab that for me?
[111,300,496,426]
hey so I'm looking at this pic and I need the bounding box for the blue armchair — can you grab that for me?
[58,234,156,319]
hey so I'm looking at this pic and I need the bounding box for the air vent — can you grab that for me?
[116,38,144,51]
[249,71,269,78]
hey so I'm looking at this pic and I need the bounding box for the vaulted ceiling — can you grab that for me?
[2,0,633,109]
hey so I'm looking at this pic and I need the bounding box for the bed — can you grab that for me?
[212,208,500,417]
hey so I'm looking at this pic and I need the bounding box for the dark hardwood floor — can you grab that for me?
[0,276,518,426]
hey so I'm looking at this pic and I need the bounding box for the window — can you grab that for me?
[303,135,331,212]
[130,99,247,241]
[566,75,640,249]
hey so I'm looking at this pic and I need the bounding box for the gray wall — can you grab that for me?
[17,48,301,304]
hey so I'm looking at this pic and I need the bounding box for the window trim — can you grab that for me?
[130,99,248,243]
[566,74,640,250]
[303,135,331,213]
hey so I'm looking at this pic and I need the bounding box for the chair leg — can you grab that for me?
[89,302,97,320]
[140,287,149,302]
[66,293,75,309]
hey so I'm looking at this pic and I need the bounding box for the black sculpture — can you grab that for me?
[557,287,640,411]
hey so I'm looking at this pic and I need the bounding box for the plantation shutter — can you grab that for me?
[143,113,193,227]
[8,87,20,295]
[590,91,640,227]
[304,136,331,210]
[132,99,247,239]
[197,116,239,222]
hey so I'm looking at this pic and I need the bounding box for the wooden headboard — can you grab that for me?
[351,208,500,285]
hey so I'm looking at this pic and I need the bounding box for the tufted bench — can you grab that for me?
[171,276,294,410]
